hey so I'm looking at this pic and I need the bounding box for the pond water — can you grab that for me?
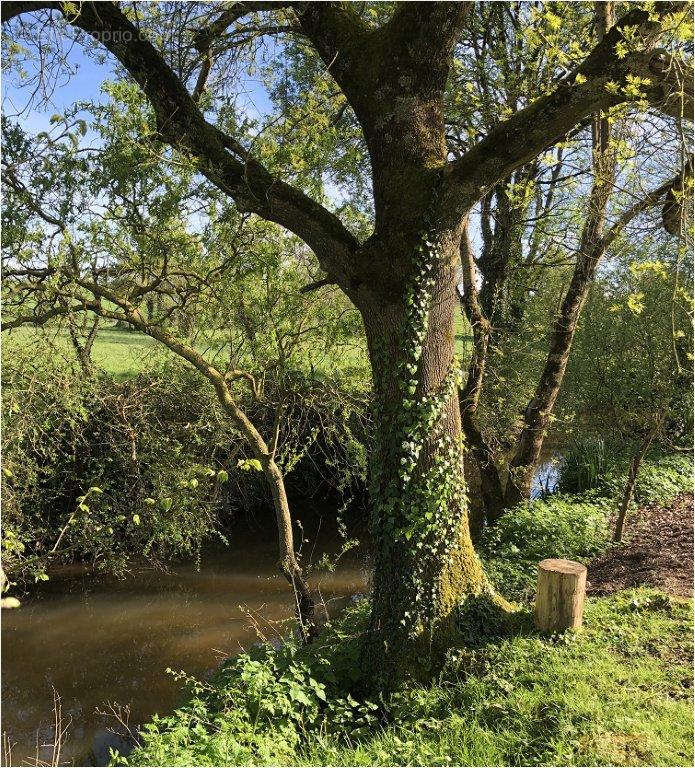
[531,454,562,499]
[1,538,368,766]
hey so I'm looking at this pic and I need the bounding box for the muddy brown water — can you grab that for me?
[1,540,368,766]
[1,458,560,767]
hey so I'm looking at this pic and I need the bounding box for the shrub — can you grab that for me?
[478,493,611,601]
[1,337,371,589]
[599,453,693,504]
[114,599,374,766]
[233,369,370,514]
[1,348,228,586]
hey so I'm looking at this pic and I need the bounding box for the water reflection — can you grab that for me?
[1,540,367,766]
[531,454,562,499]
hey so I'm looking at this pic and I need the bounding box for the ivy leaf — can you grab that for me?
[237,459,262,472]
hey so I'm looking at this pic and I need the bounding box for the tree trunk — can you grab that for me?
[613,417,662,542]
[535,558,587,632]
[262,457,316,640]
[205,372,317,643]
[361,240,487,682]
[503,2,617,510]
[502,232,605,508]
[462,414,506,524]
[68,315,99,375]
[459,219,506,523]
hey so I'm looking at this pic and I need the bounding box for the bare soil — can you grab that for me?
[588,492,693,598]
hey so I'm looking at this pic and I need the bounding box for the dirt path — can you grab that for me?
[588,492,693,598]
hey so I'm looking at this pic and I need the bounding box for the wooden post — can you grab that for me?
[535,558,587,633]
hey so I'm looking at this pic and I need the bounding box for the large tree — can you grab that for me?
[2,0,692,681]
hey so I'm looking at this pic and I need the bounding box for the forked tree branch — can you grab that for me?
[2,1,359,292]
[443,2,693,218]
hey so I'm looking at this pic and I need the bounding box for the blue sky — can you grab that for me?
[3,37,115,133]
[2,25,273,136]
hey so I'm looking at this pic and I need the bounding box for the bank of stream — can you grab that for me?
[1,537,368,766]
[1,455,564,767]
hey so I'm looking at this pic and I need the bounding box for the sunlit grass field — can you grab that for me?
[3,312,471,378]
[3,325,165,377]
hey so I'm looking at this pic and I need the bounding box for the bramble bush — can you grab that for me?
[1,339,370,589]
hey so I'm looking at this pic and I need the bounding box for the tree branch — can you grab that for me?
[442,2,693,216]
[4,167,65,229]
[3,1,360,292]
[2,303,89,331]
[190,2,292,101]
[299,277,335,293]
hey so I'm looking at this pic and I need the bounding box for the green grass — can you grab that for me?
[455,309,473,358]
[299,592,692,767]
[116,589,693,767]
[90,328,166,376]
[3,325,164,378]
[3,323,371,380]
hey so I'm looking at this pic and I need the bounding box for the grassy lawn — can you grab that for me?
[3,310,466,380]
[3,323,371,380]
[3,325,164,378]
[297,592,693,767]
[455,309,473,358]
[89,327,165,376]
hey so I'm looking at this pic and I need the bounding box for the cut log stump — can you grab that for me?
[535,558,587,633]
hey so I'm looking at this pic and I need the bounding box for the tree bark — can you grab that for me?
[361,235,486,682]
[613,416,663,542]
[535,558,587,632]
